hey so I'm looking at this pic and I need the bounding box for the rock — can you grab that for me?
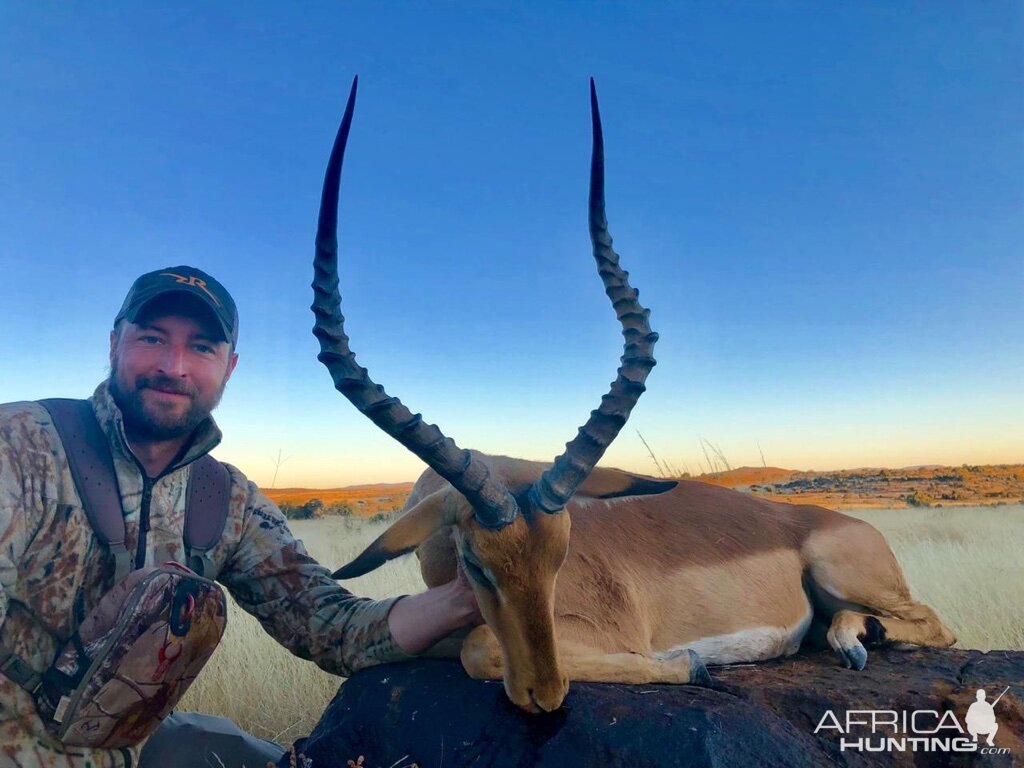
[289,648,1023,767]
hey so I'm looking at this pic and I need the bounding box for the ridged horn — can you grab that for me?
[311,76,519,530]
[528,78,659,513]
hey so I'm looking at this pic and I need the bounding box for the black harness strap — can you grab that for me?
[38,398,230,581]
[185,455,230,579]
[39,399,132,583]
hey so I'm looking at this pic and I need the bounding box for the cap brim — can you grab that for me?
[122,289,233,344]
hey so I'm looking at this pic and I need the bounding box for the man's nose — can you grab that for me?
[157,344,189,377]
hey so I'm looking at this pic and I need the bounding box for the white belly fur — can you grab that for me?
[654,605,814,665]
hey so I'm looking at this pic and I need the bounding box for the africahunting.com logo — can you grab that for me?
[814,686,1011,755]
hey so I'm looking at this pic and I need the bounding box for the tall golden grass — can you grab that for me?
[844,505,1024,651]
[178,503,1024,741]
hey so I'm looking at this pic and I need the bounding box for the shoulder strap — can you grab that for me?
[38,399,132,584]
[184,455,230,580]
[37,399,230,582]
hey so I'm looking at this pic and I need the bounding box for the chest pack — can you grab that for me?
[0,398,231,749]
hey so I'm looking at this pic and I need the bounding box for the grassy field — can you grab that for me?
[178,503,1024,742]
[178,516,427,743]
[843,505,1024,651]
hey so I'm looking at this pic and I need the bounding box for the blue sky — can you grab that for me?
[1,3,1021,487]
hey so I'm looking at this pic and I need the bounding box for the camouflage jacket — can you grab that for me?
[0,382,411,767]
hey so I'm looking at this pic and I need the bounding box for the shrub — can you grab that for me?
[369,507,403,523]
[281,498,324,520]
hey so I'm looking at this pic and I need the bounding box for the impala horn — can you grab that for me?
[312,77,659,532]
[527,78,660,514]
[312,76,519,531]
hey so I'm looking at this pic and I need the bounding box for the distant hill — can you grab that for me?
[261,464,1023,516]
[693,466,797,487]
[268,482,413,500]
[263,483,415,517]
[696,464,1024,509]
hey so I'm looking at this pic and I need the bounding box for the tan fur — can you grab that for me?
[343,454,955,712]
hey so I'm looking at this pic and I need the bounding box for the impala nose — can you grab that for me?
[528,674,569,713]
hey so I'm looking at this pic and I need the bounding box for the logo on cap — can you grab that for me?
[159,272,223,308]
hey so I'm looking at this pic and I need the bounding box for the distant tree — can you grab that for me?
[278,502,301,519]
[302,498,324,519]
[325,502,354,517]
[281,498,324,520]
[369,508,403,523]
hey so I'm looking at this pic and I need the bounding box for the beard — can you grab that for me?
[108,360,226,442]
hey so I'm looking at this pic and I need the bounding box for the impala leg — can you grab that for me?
[807,521,957,671]
[827,601,956,670]
[460,624,504,679]
[559,645,713,686]
[460,625,712,686]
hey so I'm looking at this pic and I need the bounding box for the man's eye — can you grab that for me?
[193,344,214,354]
[140,336,161,344]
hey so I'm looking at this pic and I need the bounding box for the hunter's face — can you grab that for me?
[108,304,237,442]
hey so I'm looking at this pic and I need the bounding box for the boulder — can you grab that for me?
[289,648,1023,767]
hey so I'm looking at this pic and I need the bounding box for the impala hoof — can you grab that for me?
[846,645,868,671]
[834,643,868,670]
[687,649,713,687]
[827,616,869,671]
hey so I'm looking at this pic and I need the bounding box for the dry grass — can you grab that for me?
[178,504,1024,741]
[178,516,426,742]
[842,504,1024,652]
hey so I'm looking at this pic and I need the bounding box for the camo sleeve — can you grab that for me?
[218,479,414,678]
[0,403,54,630]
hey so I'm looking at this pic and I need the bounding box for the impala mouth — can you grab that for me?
[529,690,544,713]
[506,684,544,715]
[506,675,568,714]
[531,689,565,714]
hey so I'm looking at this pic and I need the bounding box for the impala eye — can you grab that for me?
[461,547,495,592]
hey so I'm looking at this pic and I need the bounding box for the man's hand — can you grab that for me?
[387,565,483,655]
[450,563,484,624]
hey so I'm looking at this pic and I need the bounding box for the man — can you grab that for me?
[0,266,481,767]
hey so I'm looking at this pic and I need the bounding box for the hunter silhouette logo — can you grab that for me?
[966,687,1008,747]
[159,272,222,308]
[814,685,1012,755]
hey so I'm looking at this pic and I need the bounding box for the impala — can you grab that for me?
[312,78,956,714]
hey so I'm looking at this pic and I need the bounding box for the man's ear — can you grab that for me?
[224,351,239,384]
[109,330,118,364]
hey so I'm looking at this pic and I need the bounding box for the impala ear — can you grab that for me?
[575,467,677,500]
[332,488,459,579]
